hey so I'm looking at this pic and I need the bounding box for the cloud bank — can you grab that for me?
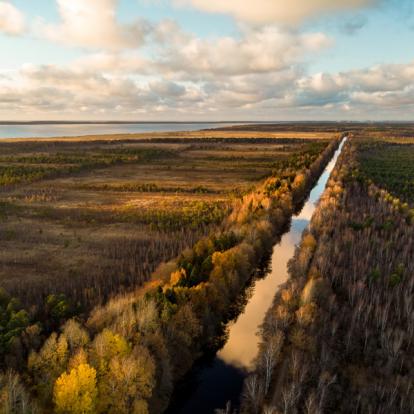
[0,0,413,120]
[3,50,414,120]
[178,0,375,24]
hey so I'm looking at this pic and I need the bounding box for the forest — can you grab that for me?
[0,128,340,413]
[2,124,413,413]
[243,129,414,413]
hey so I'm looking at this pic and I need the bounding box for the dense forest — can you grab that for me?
[243,132,414,413]
[0,132,340,413]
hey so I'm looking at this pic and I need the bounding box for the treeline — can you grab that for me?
[243,138,413,413]
[0,138,341,413]
[77,183,220,194]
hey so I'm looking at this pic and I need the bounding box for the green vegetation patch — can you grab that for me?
[358,141,414,204]
[0,148,176,187]
[120,200,231,231]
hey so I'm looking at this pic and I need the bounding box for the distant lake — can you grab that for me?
[0,122,246,139]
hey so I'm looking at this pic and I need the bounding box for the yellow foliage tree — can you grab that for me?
[28,332,69,402]
[96,346,155,414]
[90,329,130,373]
[54,364,97,414]
[292,173,306,190]
[67,348,88,371]
[169,269,186,287]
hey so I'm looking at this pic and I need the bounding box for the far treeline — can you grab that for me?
[0,132,341,413]
[243,131,414,414]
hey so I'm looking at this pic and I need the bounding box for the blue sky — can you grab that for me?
[0,0,413,120]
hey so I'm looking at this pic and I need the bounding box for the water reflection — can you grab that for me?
[168,138,346,414]
[0,123,244,139]
[218,229,296,369]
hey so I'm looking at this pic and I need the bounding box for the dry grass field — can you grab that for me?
[0,129,334,143]
[0,130,332,313]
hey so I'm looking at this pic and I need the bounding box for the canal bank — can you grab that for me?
[166,137,347,413]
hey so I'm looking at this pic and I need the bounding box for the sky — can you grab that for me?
[0,0,414,121]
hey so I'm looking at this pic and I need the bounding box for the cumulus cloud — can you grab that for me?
[39,0,151,50]
[70,22,330,79]
[0,1,25,35]
[289,61,414,117]
[75,52,150,74]
[7,57,414,120]
[1,70,147,116]
[6,36,414,119]
[0,62,209,118]
[177,0,376,24]
[295,73,347,106]
[3,60,414,120]
[2,0,413,120]
[3,7,336,118]
[154,23,331,78]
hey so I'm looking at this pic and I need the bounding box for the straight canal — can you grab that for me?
[167,138,347,413]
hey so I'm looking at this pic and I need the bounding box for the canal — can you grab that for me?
[167,138,347,413]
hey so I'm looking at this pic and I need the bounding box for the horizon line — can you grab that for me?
[1,120,414,125]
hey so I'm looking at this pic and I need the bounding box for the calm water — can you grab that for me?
[168,138,347,413]
[0,123,245,139]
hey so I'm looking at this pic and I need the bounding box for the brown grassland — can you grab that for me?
[0,130,331,312]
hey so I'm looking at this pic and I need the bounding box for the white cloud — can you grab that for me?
[2,0,414,121]
[2,9,336,118]
[75,52,150,74]
[39,0,151,50]
[68,23,331,79]
[289,61,414,116]
[155,24,331,77]
[0,1,25,35]
[178,0,375,24]
[5,39,414,120]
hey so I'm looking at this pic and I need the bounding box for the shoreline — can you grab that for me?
[0,130,334,143]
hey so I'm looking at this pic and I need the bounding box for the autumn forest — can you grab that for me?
[0,124,413,414]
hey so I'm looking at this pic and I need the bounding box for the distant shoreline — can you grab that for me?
[1,121,413,142]
[0,120,413,126]
[0,121,255,125]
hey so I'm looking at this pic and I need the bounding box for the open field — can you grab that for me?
[0,132,332,314]
[0,129,334,143]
